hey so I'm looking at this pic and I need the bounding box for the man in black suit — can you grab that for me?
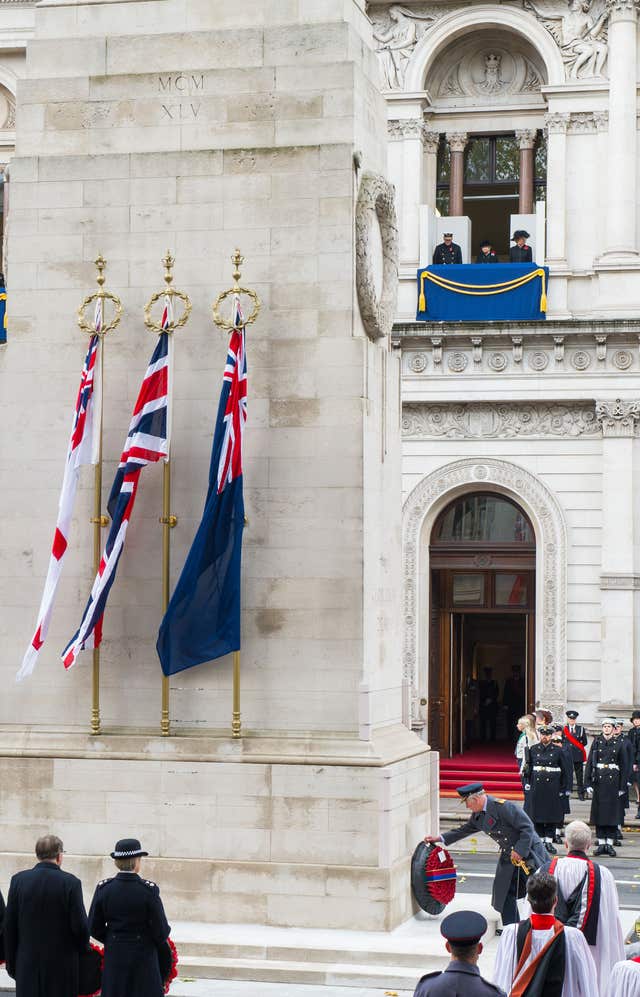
[4,834,89,997]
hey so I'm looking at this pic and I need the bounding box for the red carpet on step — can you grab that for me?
[440,742,523,799]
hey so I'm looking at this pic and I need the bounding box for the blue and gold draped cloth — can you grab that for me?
[416,263,549,322]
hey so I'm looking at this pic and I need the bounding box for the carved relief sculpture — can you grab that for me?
[525,0,609,78]
[438,47,543,99]
[355,172,399,341]
[370,4,439,89]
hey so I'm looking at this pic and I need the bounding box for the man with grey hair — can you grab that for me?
[531,820,624,993]
[4,834,89,997]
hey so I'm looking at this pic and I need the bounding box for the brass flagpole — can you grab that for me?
[77,255,122,736]
[212,250,260,740]
[144,251,191,737]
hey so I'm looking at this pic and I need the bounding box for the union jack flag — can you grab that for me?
[217,299,247,493]
[18,317,102,681]
[62,304,172,670]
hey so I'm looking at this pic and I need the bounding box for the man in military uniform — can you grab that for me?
[509,230,533,262]
[413,910,506,997]
[629,709,640,818]
[552,723,573,843]
[88,838,171,997]
[613,718,633,844]
[522,724,569,853]
[425,782,547,926]
[563,709,588,800]
[433,232,462,265]
[476,239,498,263]
[585,718,626,856]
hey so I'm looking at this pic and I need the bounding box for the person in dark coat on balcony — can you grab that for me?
[433,232,462,264]
[4,834,90,997]
[509,230,533,262]
[88,838,171,997]
[476,239,499,263]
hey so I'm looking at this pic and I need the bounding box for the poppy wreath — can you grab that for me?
[159,936,179,994]
[410,841,457,915]
[78,941,104,997]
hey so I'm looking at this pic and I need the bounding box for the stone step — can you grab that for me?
[174,939,448,968]
[175,954,439,989]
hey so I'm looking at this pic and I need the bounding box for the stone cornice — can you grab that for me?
[393,317,640,344]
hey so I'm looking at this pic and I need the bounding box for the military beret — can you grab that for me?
[440,910,487,945]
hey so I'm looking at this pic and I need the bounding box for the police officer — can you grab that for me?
[413,910,506,997]
[563,709,588,800]
[424,783,547,926]
[509,230,533,262]
[433,232,462,264]
[522,724,569,854]
[585,719,626,856]
[88,838,171,997]
[476,239,498,263]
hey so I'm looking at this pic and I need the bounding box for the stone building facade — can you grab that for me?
[376,0,640,752]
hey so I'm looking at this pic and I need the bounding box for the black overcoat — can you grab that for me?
[88,872,170,997]
[523,742,568,823]
[585,734,625,824]
[433,242,462,264]
[0,886,5,963]
[509,244,533,262]
[3,862,89,997]
[442,796,547,915]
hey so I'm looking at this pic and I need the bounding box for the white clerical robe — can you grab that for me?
[493,921,599,997]
[521,857,625,994]
[603,961,640,997]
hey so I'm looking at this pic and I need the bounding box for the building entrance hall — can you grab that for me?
[428,492,536,758]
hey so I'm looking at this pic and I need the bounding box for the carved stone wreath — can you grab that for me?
[448,351,468,372]
[402,458,568,732]
[528,350,549,371]
[571,350,592,371]
[410,352,428,373]
[355,171,399,342]
[613,350,633,370]
[488,352,508,372]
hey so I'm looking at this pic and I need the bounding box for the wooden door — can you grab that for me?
[450,614,463,756]
[428,572,445,750]
[526,612,536,712]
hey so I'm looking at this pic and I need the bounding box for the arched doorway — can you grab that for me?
[429,492,535,757]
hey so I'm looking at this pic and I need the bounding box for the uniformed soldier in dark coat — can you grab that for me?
[563,709,588,800]
[3,834,90,997]
[585,718,626,856]
[413,910,506,997]
[629,709,640,819]
[425,783,547,925]
[88,838,171,997]
[433,232,462,264]
[552,724,573,843]
[522,725,569,854]
[613,718,633,844]
[509,230,533,262]
[476,239,499,263]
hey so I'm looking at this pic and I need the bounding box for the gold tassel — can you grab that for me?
[540,290,547,312]
[418,290,426,312]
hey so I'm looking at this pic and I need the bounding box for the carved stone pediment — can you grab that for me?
[402,401,601,438]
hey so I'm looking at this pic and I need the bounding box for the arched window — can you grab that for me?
[432,492,534,546]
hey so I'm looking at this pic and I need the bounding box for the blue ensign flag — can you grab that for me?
[156,301,247,676]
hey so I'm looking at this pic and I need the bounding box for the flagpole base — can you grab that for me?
[91,647,101,736]
[232,712,242,739]
[90,710,101,736]
[161,674,170,736]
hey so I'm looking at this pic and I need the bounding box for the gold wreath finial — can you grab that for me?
[144,250,191,334]
[77,254,123,337]
[212,248,261,331]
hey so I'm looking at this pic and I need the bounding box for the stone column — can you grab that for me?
[544,113,570,267]
[446,132,468,217]
[603,0,639,257]
[388,118,427,265]
[596,398,640,706]
[516,129,537,215]
[423,130,441,210]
